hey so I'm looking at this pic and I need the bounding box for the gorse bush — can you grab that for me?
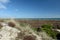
[41,24,57,39]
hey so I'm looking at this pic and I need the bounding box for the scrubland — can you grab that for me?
[0,19,58,40]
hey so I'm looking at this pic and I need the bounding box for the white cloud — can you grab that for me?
[0,0,10,3]
[0,0,10,9]
[0,3,6,9]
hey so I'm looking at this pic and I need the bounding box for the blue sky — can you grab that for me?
[0,0,60,18]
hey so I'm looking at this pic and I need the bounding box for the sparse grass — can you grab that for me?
[20,23,28,27]
[32,27,37,32]
[0,24,3,29]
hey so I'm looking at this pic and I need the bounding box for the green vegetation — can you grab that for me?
[41,24,57,39]
[20,22,58,39]
[32,27,37,32]
[20,23,28,27]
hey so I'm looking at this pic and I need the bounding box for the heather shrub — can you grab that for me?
[8,22,15,27]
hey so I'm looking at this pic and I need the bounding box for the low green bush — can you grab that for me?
[41,24,57,39]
